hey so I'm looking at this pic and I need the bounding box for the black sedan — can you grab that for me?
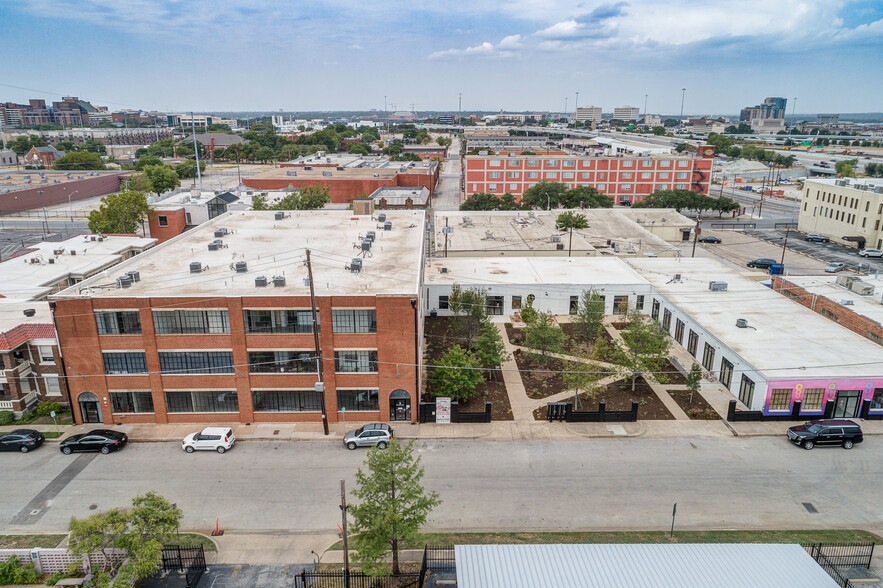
[698,236,721,243]
[60,429,128,455]
[0,429,45,453]
[747,258,777,269]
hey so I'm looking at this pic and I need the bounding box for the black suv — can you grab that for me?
[787,420,863,450]
[747,258,777,269]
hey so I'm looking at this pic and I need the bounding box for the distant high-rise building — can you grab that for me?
[816,114,839,124]
[575,106,603,123]
[613,106,641,121]
[740,97,787,132]
[439,114,454,125]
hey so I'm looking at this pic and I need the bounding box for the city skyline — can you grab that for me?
[1,0,882,113]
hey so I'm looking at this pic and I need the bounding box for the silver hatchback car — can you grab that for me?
[343,423,394,450]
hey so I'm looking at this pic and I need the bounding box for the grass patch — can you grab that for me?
[43,431,63,439]
[0,534,66,549]
[176,533,217,551]
[328,529,882,550]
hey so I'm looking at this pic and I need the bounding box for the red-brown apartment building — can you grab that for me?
[464,154,713,205]
[51,210,426,426]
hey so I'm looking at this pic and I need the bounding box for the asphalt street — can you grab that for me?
[2,437,881,536]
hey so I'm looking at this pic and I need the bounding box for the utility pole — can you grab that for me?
[568,224,573,257]
[458,93,462,125]
[306,249,330,436]
[691,214,701,257]
[791,97,798,128]
[340,480,351,588]
[575,91,579,113]
[643,94,648,120]
[780,227,790,265]
[191,112,202,192]
[444,216,448,258]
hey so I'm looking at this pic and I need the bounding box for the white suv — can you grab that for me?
[859,248,882,258]
[182,427,235,453]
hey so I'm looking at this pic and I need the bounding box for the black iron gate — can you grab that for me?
[161,545,207,588]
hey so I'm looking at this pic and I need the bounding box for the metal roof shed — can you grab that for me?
[454,544,840,588]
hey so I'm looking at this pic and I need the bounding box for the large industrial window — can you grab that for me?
[252,390,321,412]
[802,388,825,411]
[674,319,685,344]
[769,389,791,411]
[243,309,315,334]
[662,309,672,332]
[438,296,449,310]
[248,351,317,373]
[613,295,629,315]
[739,375,755,408]
[651,299,660,320]
[332,309,377,333]
[110,391,154,413]
[95,311,142,335]
[158,351,235,375]
[871,388,883,410]
[635,295,645,311]
[153,310,230,334]
[719,358,734,390]
[334,350,378,373]
[337,389,379,411]
[102,352,148,375]
[701,343,715,371]
[165,390,239,413]
[687,331,698,357]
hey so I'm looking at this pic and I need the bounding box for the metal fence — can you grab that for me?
[161,545,206,588]
[547,400,639,423]
[710,222,757,230]
[774,222,799,229]
[419,401,491,423]
[803,543,875,570]
[293,570,419,587]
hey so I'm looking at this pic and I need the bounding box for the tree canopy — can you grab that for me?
[633,189,740,217]
[142,164,181,195]
[252,185,331,210]
[613,310,670,390]
[460,192,527,211]
[555,211,589,229]
[521,182,613,210]
[53,151,106,170]
[88,191,152,234]
[428,345,484,401]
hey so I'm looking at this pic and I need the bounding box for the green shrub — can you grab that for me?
[14,562,39,584]
[0,557,21,584]
[36,401,61,417]
[0,411,14,426]
[46,571,67,585]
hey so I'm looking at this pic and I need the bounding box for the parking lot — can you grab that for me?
[747,229,883,274]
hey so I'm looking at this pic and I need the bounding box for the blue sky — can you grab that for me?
[1,0,882,114]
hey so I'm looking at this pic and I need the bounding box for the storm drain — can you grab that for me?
[802,502,818,513]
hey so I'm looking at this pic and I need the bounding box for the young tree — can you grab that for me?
[524,310,564,368]
[447,284,488,349]
[612,310,670,391]
[472,322,510,380]
[572,289,605,344]
[555,211,589,229]
[459,192,502,211]
[686,362,702,404]
[428,345,484,401]
[53,151,106,170]
[134,154,163,170]
[143,164,181,195]
[68,491,181,588]
[562,353,606,409]
[88,191,151,234]
[350,440,441,576]
[174,159,206,179]
[521,181,567,210]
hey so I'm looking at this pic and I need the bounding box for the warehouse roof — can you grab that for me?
[776,274,883,328]
[425,256,648,287]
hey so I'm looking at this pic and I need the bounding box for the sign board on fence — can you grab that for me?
[436,397,452,424]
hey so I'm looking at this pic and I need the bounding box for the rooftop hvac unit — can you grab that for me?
[440,267,448,274]
[286,170,297,176]
[304,166,312,170]
[190,261,203,273]
[366,230,376,242]
[841,299,855,305]
[48,258,55,264]
[735,318,748,328]
[361,239,372,251]
[322,171,333,177]
[70,250,76,256]
[875,186,883,194]
[556,243,564,250]
[349,258,363,273]
[850,282,875,296]
[836,274,859,287]
[126,270,140,283]
[373,173,380,177]
[53,249,63,255]
[97,236,104,242]
[377,213,387,222]
[273,275,286,287]
[90,235,97,241]
[274,211,284,220]
[23,309,36,317]
[835,179,848,186]
[234,261,248,273]
[337,166,345,171]
[384,221,392,231]
[117,275,133,288]
[208,240,222,251]
[550,234,561,243]
[254,276,268,287]
[709,281,728,292]
[214,228,228,238]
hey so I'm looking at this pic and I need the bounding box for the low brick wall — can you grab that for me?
[0,547,125,574]
[0,173,129,214]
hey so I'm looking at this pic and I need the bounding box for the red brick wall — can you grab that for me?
[147,208,188,243]
[0,173,129,214]
[54,293,419,425]
[772,276,883,345]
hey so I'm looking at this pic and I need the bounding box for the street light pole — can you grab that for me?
[680,88,686,119]
[67,190,78,215]
[37,190,49,235]
[691,214,701,257]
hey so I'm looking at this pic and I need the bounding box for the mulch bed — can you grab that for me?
[657,359,688,386]
[559,323,618,361]
[533,376,674,420]
[505,323,526,346]
[424,315,463,362]
[513,350,570,400]
[667,389,721,420]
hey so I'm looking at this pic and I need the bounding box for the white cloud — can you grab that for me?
[428,36,520,60]
[535,19,586,39]
[348,44,364,50]
[497,34,523,49]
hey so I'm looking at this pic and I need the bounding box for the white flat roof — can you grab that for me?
[426,256,648,287]
[778,274,883,326]
[455,544,839,588]
[54,210,426,299]
[0,301,53,337]
[0,234,156,302]
[628,258,883,379]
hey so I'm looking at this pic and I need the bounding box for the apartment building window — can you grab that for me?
[158,351,235,374]
[582,172,590,179]
[719,358,733,390]
[739,375,755,407]
[651,298,660,319]
[676,172,688,179]
[38,345,54,364]
[472,183,478,191]
[658,172,669,179]
[620,184,632,191]
[438,296,449,309]
[489,171,501,179]
[641,159,652,167]
[248,351,317,373]
[527,159,539,167]
[243,309,315,334]
[701,343,715,371]
[599,172,606,179]
[658,184,669,190]
[511,295,522,309]
[622,160,633,167]
[674,319,685,344]
[332,309,377,333]
[641,172,652,179]
[547,159,559,166]
[507,171,520,178]
[659,160,671,167]
[676,184,687,190]
[662,308,672,332]
[769,389,791,411]
[621,172,633,179]
[153,310,230,334]
[527,171,539,179]
[334,350,378,373]
[597,183,606,191]
[102,352,148,375]
[802,388,824,411]
[252,389,321,412]
[545,172,557,179]
[509,183,518,190]
[611,295,628,315]
[876,220,880,231]
[43,375,62,396]
[635,295,645,310]
[95,311,142,335]
[489,159,501,166]
[820,308,840,322]
[165,390,239,413]
[488,183,498,191]
[678,160,689,167]
[687,330,698,357]
[563,172,574,179]
[110,391,154,413]
[337,389,379,411]
[563,159,575,167]
[158,216,168,227]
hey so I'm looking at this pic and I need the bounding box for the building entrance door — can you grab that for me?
[389,390,411,421]
[832,390,861,418]
[78,392,102,424]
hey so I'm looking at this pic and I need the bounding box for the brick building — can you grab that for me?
[50,210,426,426]
[798,177,883,251]
[0,172,130,214]
[464,154,713,205]
[24,146,65,168]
